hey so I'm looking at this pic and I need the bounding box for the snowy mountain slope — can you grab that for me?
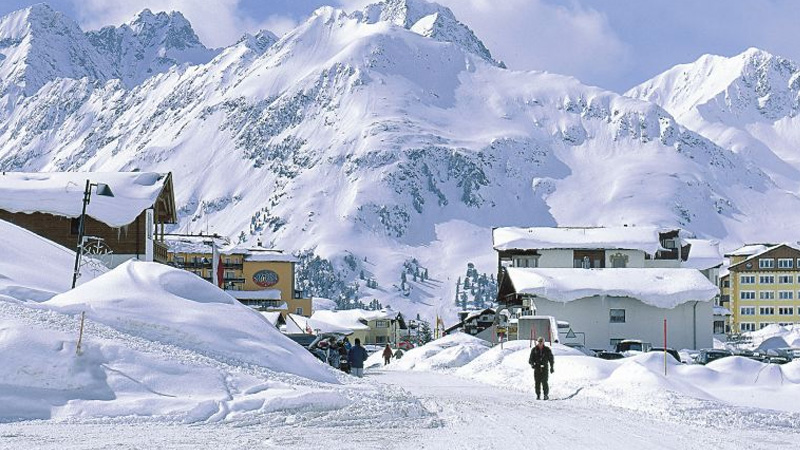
[627,48,800,191]
[86,9,220,88]
[0,4,114,96]
[0,2,799,321]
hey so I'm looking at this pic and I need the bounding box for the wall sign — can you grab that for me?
[253,269,279,287]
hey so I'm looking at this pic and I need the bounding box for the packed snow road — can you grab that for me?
[1,368,798,449]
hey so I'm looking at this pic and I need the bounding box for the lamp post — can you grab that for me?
[71,180,114,288]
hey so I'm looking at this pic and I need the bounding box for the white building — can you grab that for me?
[493,226,721,350]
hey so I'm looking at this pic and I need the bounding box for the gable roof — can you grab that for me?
[492,226,670,254]
[504,267,719,308]
[728,243,800,271]
[0,172,176,227]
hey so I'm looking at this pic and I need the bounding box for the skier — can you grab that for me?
[528,336,555,400]
[382,344,393,365]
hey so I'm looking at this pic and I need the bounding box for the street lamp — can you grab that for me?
[71,180,114,288]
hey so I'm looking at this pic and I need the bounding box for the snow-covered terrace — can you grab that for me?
[683,238,723,270]
[0,172,172,227]
[492,225,669,254]
[505,267,719,309]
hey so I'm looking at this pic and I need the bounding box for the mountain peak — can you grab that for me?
[86,8,218,87]
[353,0,499,66]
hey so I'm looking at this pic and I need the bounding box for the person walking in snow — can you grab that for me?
[529,336,555,400]
[382,344,393,365]
[348,338,369,378]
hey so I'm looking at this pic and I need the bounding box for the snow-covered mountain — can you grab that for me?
[1,0,799,321]
[627,48,800,191]
[87,9,219,88]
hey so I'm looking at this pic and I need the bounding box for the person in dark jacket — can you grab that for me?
[528,337,555,400]
[382,344,393,365]
[348,338,369,378]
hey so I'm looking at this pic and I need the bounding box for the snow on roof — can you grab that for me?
[725,244,770,257]
[492,226,668,254]
[260,311,283,326]
[311,308,401,331]
[228,289,282,300]
[683,239,723,270]
[728,243,800,270]
[505,267,719,308]
[464,308,495,322]
[244,250,298,263]
[713,306,732,316]
[285,313,353,335]
[0,172,170,227]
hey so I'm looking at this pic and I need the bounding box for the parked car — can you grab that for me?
[696,348,733,365]
[615,339,651,353]
[397,341,415,350]
[648,347,682,363]
[565,343,596,357]
[596,351,625,360]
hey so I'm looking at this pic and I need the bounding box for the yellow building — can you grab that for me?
[167,238,311,317]
[723,244,800,333]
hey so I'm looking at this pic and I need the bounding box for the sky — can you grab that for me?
[2,0,799,93]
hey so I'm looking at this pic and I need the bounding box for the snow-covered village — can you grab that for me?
[0,0,799,448]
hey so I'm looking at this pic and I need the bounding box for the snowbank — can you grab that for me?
[45,261,336,384]
[378,333,491,371]
[492,226,665,254]
[745,324,800,348]
[378,335,800,414]
[0,219,103,302]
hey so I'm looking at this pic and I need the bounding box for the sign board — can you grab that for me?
[253,269,279,287]
[566,328,577,339]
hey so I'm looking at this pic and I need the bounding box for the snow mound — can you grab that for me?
[0,219,103,302]
[384,333,490,371]
[45,260,336,384]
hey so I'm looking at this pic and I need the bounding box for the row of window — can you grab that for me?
[740,322,798,332]
[740,306,796,316]
[740,275,800,284]
[739,291,799,300]
[758,258,797,269]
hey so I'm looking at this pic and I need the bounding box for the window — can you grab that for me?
[740,307,756,316]
[713,321,725,334]
[609,253,629,268]
[778,275,793,284]
[513,256,539,268]
[175,256,185,264]
[375,336,387,344]
[609,309,626,323]
[759,291,775,300]
[740,275,755,284]
[759,275,775,284]
[778,307,794,316]
[723,279,730,288]
[759,258,774,269]
[224,270,235,279]
[759,322,773,329]
[759,307,775,315]
[740,323,756,332]
[375,320,389,328]
[778,258,793,269]
[779,291,794,300]
[740,291,755,300]
[225,257,231,265]
[70,217,81,235]
[295,307,303,315]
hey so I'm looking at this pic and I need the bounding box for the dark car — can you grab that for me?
[596,351,625,360]
[696,349,733,365]
[648,347,682,363]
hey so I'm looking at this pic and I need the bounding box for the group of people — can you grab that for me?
[381,344,404,365]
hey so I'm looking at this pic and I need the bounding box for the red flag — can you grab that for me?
[217,255,224,288]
